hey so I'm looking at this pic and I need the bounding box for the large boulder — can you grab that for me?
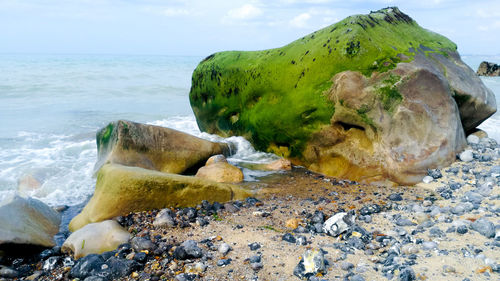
[189,7,496,184]
[69,164,251,231]
[0,194,61,247]
[95,120,230,174]
[62,220,130,259]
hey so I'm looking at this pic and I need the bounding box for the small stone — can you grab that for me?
[194,262,207,273]
[180,240,203,259]
[389,193,403,201]
[131,237,155,252]
[175,273,196,281]
[399,267,416,281]
[43,256,61,271]
[216,258,231,266]
[224,203,239,213]
[133,252,147,263]
[401,244,419,255]
[471,218,495,238]
[293,248,326,279]
[422,176,433,184]
[396,218,416,226]
[350,275,366,281]
[252,211,271,217]
[218,243,231,256]
[251,262,263,271]
[422,241,438,250]
[282,233,296,243]
[196,217,209,227]
[460,150,474,162]
[428,169,442,179]
[467,134,480,144]
[296,235,307,246]
[248,242,261,251]
[457,225,468,234]
[341,261,354,271]
[323,211,356,237]
[286,218,300,229]
[153,209,176,227]
[443,265,456,273]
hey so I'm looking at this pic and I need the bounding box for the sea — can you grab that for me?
[0,54,499,207]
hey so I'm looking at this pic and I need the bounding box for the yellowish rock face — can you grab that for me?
[69,164,252,231]
[62,220,130,259]
[195,162,244,183]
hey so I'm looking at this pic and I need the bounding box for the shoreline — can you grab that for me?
[1,136,498,281]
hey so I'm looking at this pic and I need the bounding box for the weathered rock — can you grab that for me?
[477,61,500,77]
[205,154,227,166]
[69,164,251,231]
[190,7,496,184]
[293,248,326,279]
[323,211,356,237]
[195,162,244,183]
[62,220,130,259]
[459,150,474,162]
[0,194,61,247]
[95,120,229,174]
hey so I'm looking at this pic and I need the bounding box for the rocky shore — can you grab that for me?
[1,134,499,281]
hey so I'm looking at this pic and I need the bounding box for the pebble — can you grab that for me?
[296,235,308,245]
[131,237,156,252]
[250,262,263,271]
[401,244,419,255]
[341,261,354,271]
[153,209,176,227]
[350,275,366,281]
[422,176,434,184]
[323,211,356,237]
[216,258,231,266]
[460,150,474,162]
[248,242,261,251]
[224,203,239,213]
[282,233,296,243]
[467,134,480,144]
[471,218,496,238]
[218,243,231,256]
[457,225,468,234]
[398,267,415,281]
[293,248,326,279]
[286,218,300,229]
[389,193,403,201]
[422,241,438,250]
[395,218,416,226]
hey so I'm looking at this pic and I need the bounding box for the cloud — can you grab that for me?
[289,12,311,28]
[227,4,262,20]
[162,8,190,17]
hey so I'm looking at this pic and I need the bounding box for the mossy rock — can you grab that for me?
[69,164,252,231]
[190,7,496,184]
[95,120,230,175]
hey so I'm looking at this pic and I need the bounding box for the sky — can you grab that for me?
[1,0,499,56]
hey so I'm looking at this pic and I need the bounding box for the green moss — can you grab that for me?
[97,123,114,153]
[377,74,403,113]
[190,7,456,158]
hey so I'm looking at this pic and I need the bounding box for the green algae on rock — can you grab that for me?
[189,7,496,184]
[69,164,252,231]
[95,120,230,175]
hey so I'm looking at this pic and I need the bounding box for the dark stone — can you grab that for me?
[105,256,140,279]
[282,233,296,243]
[248,242,261,251]
[398,267,415,281]
[131,237,156,252]
[471,218,495,238]
[216,258,231,266]
[133,252,147,263]
[248,255,261,263]
[70,254,105,279]
[457,225,468,234]
[389,193,403,201]
[428,169,442,179]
